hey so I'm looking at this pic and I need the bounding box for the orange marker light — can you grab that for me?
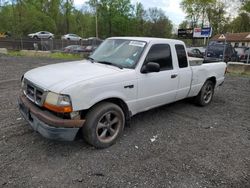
[44,102,72,113]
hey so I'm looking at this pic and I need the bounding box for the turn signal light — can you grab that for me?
[44,102,73,113]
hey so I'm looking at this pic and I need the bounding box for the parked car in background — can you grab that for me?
[63,45,85,53]
[235,47,250,63]
[83,45,98,53]
[28,31,54,39]
[204,41,238,63]
[187,47,204,58]
[62,34,82,41]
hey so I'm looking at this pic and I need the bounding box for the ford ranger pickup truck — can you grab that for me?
[18,37,226,148]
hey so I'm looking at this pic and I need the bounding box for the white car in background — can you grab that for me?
[28,31,54,39]
[62,34,82,41]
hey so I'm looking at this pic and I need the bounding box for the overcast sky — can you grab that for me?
[74,0,186,26]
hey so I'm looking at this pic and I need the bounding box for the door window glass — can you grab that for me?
[145,44,173,71]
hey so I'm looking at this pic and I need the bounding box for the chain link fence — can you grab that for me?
[0,37,102,51]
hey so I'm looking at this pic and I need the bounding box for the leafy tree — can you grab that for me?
[241,0,250,12]
[180,0,215,28]
[0,0,173,39]
[145,8,173,38]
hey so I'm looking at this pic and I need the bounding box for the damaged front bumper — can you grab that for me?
[18,94,85,141]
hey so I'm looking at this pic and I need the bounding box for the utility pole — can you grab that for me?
[247,48,250,64]
[222,33,228,62]
[95,8,98,38]
[94,0,98,38]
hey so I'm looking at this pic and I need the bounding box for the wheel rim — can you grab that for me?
[203,84,213,103]
[96,111,121,143]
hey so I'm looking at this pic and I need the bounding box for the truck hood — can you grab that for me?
[24,60,124,93]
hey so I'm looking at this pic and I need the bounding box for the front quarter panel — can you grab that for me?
[62,70,138,114]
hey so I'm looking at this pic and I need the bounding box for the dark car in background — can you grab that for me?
[204,41,238,63]
[187,47,204,58]
[235,47,250,63]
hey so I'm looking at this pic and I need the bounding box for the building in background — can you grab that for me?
[212,32,250,47]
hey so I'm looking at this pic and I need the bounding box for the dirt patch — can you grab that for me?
[0,56,250,187]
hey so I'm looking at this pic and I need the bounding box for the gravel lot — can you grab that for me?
[0,55,250,188]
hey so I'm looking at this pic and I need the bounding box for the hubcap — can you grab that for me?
[96,111,121,143]
[203,84,213,103]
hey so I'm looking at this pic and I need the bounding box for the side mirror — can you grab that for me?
[141,62,160,73]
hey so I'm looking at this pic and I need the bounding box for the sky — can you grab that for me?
[74,0,186,26]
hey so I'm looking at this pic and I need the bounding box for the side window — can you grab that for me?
[145,44,172,71]
[175,44,188,68]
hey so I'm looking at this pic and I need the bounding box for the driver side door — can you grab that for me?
[137,43,178,112]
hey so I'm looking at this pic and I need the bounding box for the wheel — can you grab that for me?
[33,36,38,39]
[82,102,125,148]
[195,80,215,106]
[67,38,70,41]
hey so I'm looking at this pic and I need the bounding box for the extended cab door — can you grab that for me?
[174,44,192,100]
[136,43,179,112]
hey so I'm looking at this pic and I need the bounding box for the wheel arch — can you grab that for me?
[81,97,131,124]
[206,76,216,87]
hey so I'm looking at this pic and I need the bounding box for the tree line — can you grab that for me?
[0,0,249,39]
[0,0,173,39]
[180,0,250,34]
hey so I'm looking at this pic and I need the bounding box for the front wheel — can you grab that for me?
[82,102,125,149]
[195,80,215,106]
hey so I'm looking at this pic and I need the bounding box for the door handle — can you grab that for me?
[124,85,134,89]
[171,74,178,79]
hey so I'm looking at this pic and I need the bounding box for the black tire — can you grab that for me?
[82,102,125,149]
[33,36,38,39]
[195,80,215,106]
[67,38,70,41]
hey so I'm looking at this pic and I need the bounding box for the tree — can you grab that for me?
[178,20,190,29]
[180,0,215,28]
[145,8,173,38]
[241,0,250,12]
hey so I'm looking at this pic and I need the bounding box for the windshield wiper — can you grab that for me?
[97,61,123,69]
[87,57,95,63]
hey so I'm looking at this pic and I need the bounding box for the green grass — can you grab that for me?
[8,50,84,60]
[8,50,24,56]
[227,72,250,78]
[50,52,82,60]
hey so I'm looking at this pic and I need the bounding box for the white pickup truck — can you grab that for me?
[18,37,226,148]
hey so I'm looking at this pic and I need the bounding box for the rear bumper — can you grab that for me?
[18,95,85,141]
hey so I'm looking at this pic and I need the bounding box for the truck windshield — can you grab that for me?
[89,39,147,69]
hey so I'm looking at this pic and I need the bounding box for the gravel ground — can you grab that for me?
[0,55,250,188]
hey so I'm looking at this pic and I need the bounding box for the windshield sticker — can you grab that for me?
[129,41,146,47]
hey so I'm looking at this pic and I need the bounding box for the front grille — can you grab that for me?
[23,79,46,106]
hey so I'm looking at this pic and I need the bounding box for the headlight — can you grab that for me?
[21,76,27,93]
[44,92,73,113]
[21,76,24,88]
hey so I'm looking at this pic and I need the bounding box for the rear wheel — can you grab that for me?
[82,102,125,149]
[195,80,215,106]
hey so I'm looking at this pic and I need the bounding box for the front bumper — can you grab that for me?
[18,95,85,141]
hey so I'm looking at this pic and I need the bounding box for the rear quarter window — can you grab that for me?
[175,44,188,68]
